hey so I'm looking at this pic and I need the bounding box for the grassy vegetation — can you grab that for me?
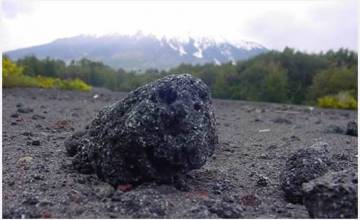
[2,57,91,91]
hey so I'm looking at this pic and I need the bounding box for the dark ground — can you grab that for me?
[2,87,358,218]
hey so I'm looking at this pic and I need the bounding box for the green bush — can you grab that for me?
[3,74,91,91]
[3,74,39,88]
[34,76,92,91]
[3,57,91,91]
[56,78,92,91]
[318,91,357,109]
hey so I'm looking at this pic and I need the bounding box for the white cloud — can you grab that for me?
[1,0,358,52]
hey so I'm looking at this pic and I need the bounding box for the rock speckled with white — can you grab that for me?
[65,74,218,186]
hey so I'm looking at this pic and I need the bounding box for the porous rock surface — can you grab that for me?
[65,74,218,186]
[279,142,332,203]
[302,168,358,218]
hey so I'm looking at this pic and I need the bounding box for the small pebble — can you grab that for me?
[31,140,41,146]
[17,107,34,114]
[256,175,269,187]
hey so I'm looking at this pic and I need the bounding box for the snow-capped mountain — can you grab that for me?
[5,33,267,70]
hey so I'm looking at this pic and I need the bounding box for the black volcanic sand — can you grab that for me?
[2,87,358,218]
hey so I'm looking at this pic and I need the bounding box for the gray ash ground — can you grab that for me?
[2,87,358,218]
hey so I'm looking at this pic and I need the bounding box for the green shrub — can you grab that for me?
[3,56,91,91]
[57,78,92,91]
[3,74,91,91]
[3,56,23,80]
[318,91,357,109]
[3,74,39,88]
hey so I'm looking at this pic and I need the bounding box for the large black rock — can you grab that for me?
[279,142,332,204]
[303,168,358,218]
[65,74,218,186]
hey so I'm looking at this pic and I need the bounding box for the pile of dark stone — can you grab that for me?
[280,142,357,218]
[65,74,218,186]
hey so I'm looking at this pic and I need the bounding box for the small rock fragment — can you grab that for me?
[346,121,357,136]
[10,113,19,118]
[325,124,345,134]
[93,182,115,198]
[258,153,270,159]
[32,174,44,181]
[256,175,269,187]
[253,116,263,122]
[22,131,33,137]
[32,114,45,120]
[17,107,33,114]
[272,117,292,124]
[36,200,53,207]
[16,103,23,108]
[31,139,41,146]
[280,142,332,203]
[17,156,33,166]
[290,135,301,141]
[23,196,40,206]
[303,168,358,218]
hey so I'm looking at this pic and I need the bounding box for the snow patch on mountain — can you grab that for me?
[193,49,203,58]
[6,33,267,70]
[178,45,187,56]
[214,58,221,65]
[193,40,203,58]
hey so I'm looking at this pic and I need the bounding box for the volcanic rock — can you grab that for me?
[17,107,33,114]
[31,139,41,146]
[302,168,358,218]
[256,174,269,187]
[65,74,217,186]
[325,124,345,134]
[279,142,332,203]
[346,121,357,136]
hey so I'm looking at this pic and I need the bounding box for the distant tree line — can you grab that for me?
[7,47,358,109]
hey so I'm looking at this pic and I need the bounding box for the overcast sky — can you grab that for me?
[1,0,358,52]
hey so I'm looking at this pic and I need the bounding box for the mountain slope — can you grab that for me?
[5,33,268,70]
